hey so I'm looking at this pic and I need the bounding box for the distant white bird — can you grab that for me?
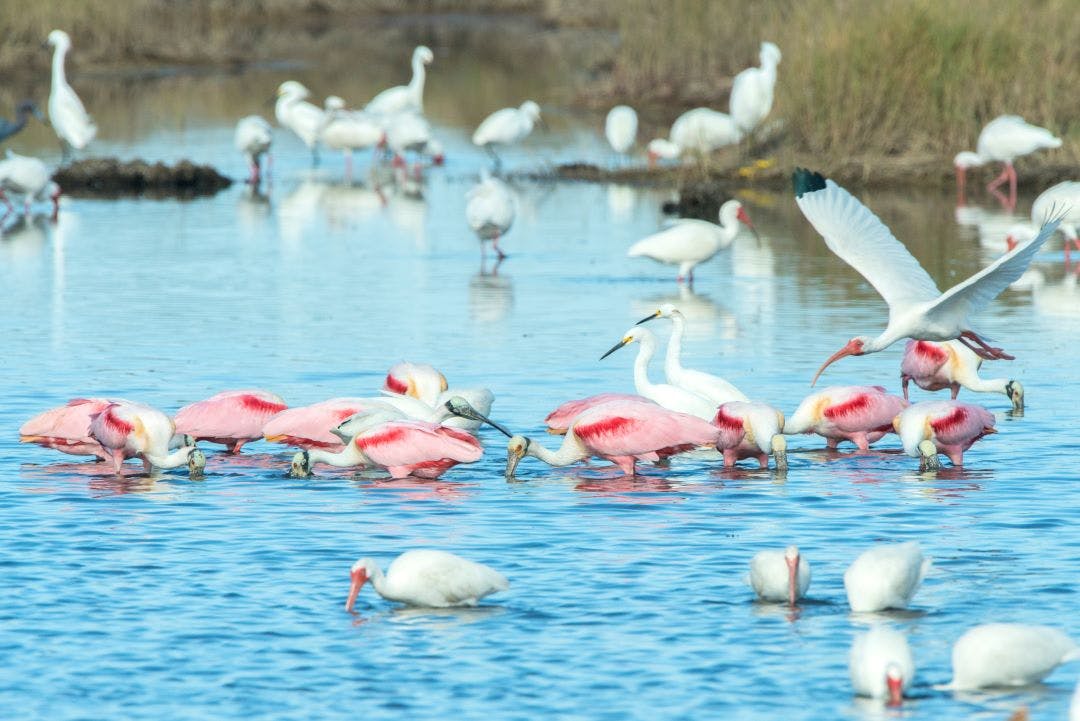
[1005,180,1080,258]
[647,108,742,164]
[46,30,96,161]
[0,151,61,220]
[320,96,384,178]
[635,303,748,404]
[844,541,930,613]
[850,626,914,706]
[234,115,272,185]
[275,81,325,164]
[600,326,717,420]
[793,168,1060,384]
[628,199,756,283]
[947,624,1079,690]
[386,112,442,176]
[345,549,509,611]
[472,100,541,168]
[365,46,434,117]
[605,105,638,156]
[466,171,515,260]
[748,545,810,606]
[729,41,782,137]
[954,115,1062,208]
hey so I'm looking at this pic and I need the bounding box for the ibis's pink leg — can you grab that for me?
[1007,163,1018,209]
[492,232,506,260]
[0,189,12,212]
[987,164,1010,192]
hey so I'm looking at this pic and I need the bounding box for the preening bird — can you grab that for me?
[793,168,1060,384]
[365,45,434,117]
[346,549,508,611]
[844,541,930,613]
[234,115,273,185]
[728,41,782,138]
[850,626,914,707]
[900,340,1023,411]
[46,30,96,161]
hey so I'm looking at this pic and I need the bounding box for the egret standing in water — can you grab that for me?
[365,46,434,117]
[46,30,96,162]
[604,105,638,163]
[472,101,541,169]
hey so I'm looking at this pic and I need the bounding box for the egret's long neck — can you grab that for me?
[142,446,193,469]
[633,337,657,395]
[664,315,686,382]
[307,443,366,468]
[528,434,589,467]
[408,57,427,109]
[51,45,68,88]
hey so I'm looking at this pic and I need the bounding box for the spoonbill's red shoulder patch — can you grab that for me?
[824,394,872,420]
[240,394,287,415]
[575,415,638,441]
[712,408,743,432]
[355,426,408,449]
[913,341,948,363]
[930,406,968,435]
[383,374,408,395]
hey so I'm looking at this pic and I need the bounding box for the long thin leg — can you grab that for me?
[484,144,502,172]
[987,164,1010,192]
[1007,163,1018,209]
[959,330,1015,361]
[901,374,911,400]
[492,231,506,260]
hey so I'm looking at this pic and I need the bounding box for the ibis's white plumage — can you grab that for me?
[466,172,515,241]
[850,626,914,702]
[235,116,272,165]
[605,105,638,154]
[948,623,1079,690]
[844,541,930,612]
[976,115,1062,164]
[748,546,810,603]
[348,549,509,609]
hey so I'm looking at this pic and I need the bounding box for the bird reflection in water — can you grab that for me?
[0,213,49,260]
[469,259,513,324]
[350,475,474,501]
[350,604,506,629]
[630,285,736,341]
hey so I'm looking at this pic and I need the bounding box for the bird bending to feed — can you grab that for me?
[472,100,541,168]
[386,112,442,176]
[954,115,1062,208]
[466,170,515,260]
[844,541,930,613]
[174,390,287,454]
[901,340,1023,411]
[88,400,205,476]
[20,398,119,461]
[712,401,787,470]
[0,151,61,220]
[627,199,756,283]
[784,385,908,450]
[346,550,509,611]
[383,361,448,406]
[234,115,272,186]
[604,105,638,156]
[319,97,384,178]
[850,626,914,707]
[647,108,742,164]
[748,545,809,606]
[1005,180,1080,259]
[729,41,782,139]
[0,101,45,145]
[636,304,748,404]
[365,45,434,117]
[46,30,96,161]
[543,393,650,435]
[504,398,719,478]
[894,400,996,470]
[946,624,1079,690]
[275,81,325,164]
[792,167,1060,383]
[600,326,717,420]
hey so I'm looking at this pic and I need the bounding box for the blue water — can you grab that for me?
[3,51,1080,721]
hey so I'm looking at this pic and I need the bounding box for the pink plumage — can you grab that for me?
[262,398,378,451]
[895,400,996,465]
[712,401,786,469]
[19,397,115,460]
[543,393,651,434]
[785,385,908,450]
[353,420,482,479]
[174,389,287,453]
[88,400,200,474]
[382,362,447,405]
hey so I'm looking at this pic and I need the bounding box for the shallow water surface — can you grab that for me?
[3,35,1079,721]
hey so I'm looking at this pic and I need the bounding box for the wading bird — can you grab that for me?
[954,115,1062,209]
[0,101,45,145]
[729,41,782,139]
[383,362,447,406]
[0,151,61,220]
[946,624,1079,690]
[850,626,913,707]
[365,46,434,117]
[844,541,930,613]
[234,115,272,185]
[793,168,1059,383]
[346,550,508,611]
[543,393,650,435]
[174,390,288,454]
[466,170,515,260]
[647,108,742,164]
[20,398,118,461]
[628,199,757,284]
[1005,180,1080,259]
[748,545,810,606]
[472,101,541,168]
[713,401,787,470]
[894,400,996,470]
[275,81,325,164]
[46,30,96,161]
[784,385,908,450]
[319,98,384,179]
[88,400,205,476]
[387,112,442,177]
[604,105,638,157]
[901,340,1023,411]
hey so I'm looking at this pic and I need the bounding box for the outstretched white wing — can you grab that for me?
[794,171,941,319]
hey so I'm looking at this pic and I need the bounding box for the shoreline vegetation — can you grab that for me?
[4,0,1078,189]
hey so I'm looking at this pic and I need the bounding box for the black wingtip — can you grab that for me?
[792,168,827,198]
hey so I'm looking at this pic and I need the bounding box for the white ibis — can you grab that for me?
[320,97,384,178]
[850,626,914,706]
[1005,180,1080,260]
[793,167,1060,383]
[844,541,930,613]
[729,41,782,138]
[946,624,1079,690]
[365,45,434,117]
[0,151,61,220]
[954,115,1062,208]
[748,545,810,606]
[647,108,742,163]
[46,30,96,161]
[346,550,509,611]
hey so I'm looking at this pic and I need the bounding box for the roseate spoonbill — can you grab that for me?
[901,340,1023,411]
[365,46,434,117]
[729,41,782,138]
[784,385,908,450]
[748,545,810,606]
[275,81,325,164]
[504,399,719,478]
[319,98,384,178]
[894,400,996,470]
[793,167,1060,382]
[954,116,1061,208]
[174,390,288,454]
[234,115,272,185]
[20,397,116,460]
[0,101,45,144]
[1005,180,1080,259]
[647,108,742,164]
[713,401,787,470]
[88,400,205,476]
[605,105,638,156]
[472,100,541,168]
[466,170,515,260]
[850,626,914,707]
[844,541,930,613]
[46,30,96,161]
[543,393,649,435]
[600,326,717,419]
[627,200,756,283]
[346,549,508,611]
[636,304,748,403]
[384,362,447,406]
[0,151,61,220]
[946,624,1079,690]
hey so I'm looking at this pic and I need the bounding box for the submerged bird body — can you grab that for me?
[850,626,914,706]
[628,200,755,283]
[46,30,96,158]
[748,545,810,606]
[174,390,287,453]
[948,624,1079,690]
[901,339,1023,410]
[713,401,787,470]
[346,549,508,611]
[729,41,782,137]
[784,385,908,450]
[844,541,930,613]
[234,115,273,185]
[894,400,996,469]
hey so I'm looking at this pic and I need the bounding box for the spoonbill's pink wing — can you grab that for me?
[793,170,941,318]
[573,401,716,457]
[20,398,111,441]
[929,403,995,446]
[88,403,136,451]
[823,388,907,434]
[354,421,483,467]
[262,398,375,449]
[544,393,650,433]
[900,341,951,380]
[175,390,287,440]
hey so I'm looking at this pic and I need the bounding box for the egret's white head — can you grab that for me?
[277,80,310,99]
[415,46,434,65]
[324,95,346,111]
[760,41,782,67]
[811,336,871,386]
[47,30,71,49]
[635,302,680,325]
[346,557,379,612]
[599,326,653,361]
[520,101,541,121]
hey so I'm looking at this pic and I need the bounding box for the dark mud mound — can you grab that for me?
[53,158,232,198]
